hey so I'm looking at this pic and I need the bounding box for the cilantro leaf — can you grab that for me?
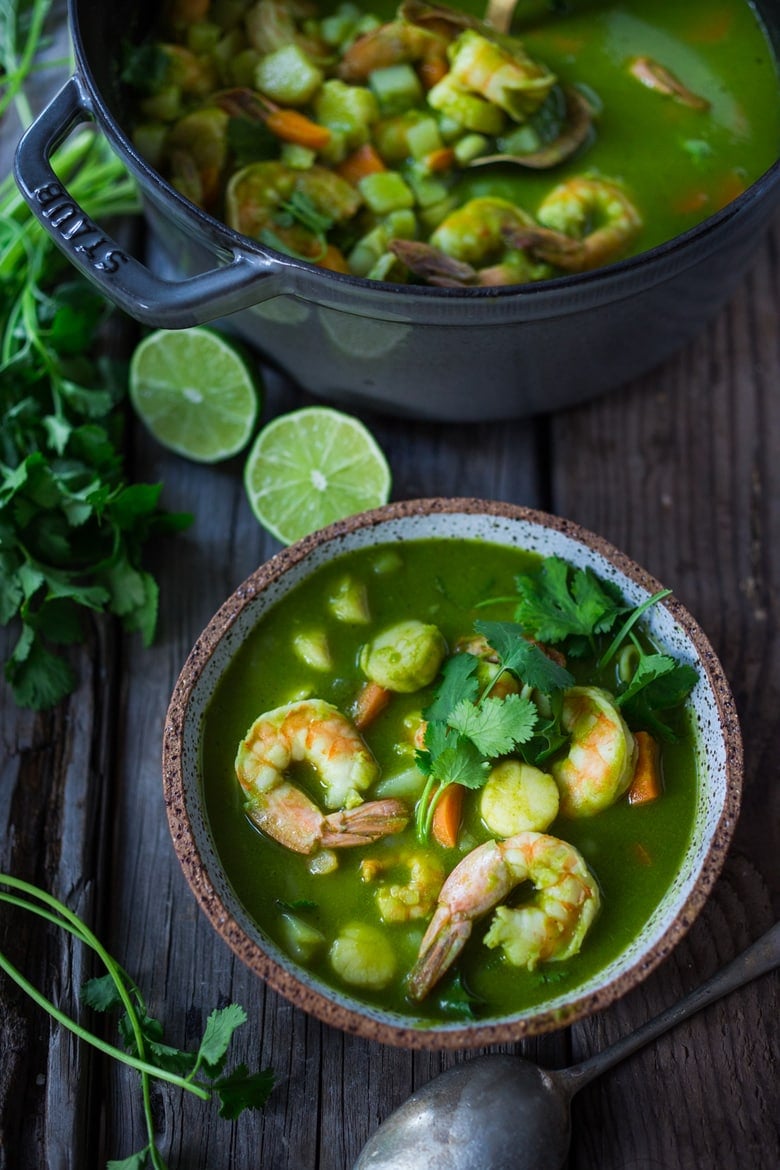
[437,973,484,1021]
[614,653,677,707]
[620,663,699,741]
[276,898,318,912]
[448,692,537,756]
[213,1064,276,1120]
[106,1150,150,1170]
[423,723,488,790]
[474,620,574,692]
[198,1004,248,1072]
[81,973,124,1012]
[513,557,626,645]
[422,651,480,722]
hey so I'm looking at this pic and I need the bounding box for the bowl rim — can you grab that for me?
[162,497,743,1049]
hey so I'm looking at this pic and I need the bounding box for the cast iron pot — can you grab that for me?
[13,0,780,420]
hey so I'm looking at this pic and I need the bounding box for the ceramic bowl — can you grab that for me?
[162,498,742,1049]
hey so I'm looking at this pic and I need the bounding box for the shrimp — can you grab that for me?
[435,29,557,123]
[360,848,446,923]
[391,197,551,288]
[225,160,361,259]
[550,686,637,818]
[629,57,710,111]
[337,18,451,85]
[245,0,329,62]
[235,699,408,854]
[506,176,643,273]
[165,107,230,210]
[407,831,600,999]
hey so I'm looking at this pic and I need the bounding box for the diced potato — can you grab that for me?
[329,574,371,623]
[254,44,324,105]
[375,766,426,801]
[293,629,332,671]
[358,171,415,215]
[279,912,326,962]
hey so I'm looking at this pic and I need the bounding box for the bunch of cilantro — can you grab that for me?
[415,557,698,841]
[1,0,190,710]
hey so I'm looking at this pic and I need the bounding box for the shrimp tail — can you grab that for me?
[389,239,479,286]
[320,798,409,847]
[406,907,472,1001]
[501,222,587,270]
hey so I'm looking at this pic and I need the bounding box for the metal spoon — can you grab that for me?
[353,920,780,1169]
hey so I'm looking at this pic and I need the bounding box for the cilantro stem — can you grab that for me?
[0,941,209,1100]
[0,876,211,1103]
[598,588,672,671]
[0,0,50,124]
[415,775,438,843]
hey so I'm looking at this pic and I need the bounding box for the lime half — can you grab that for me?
[244,406,392,544]
[129,327,260,463]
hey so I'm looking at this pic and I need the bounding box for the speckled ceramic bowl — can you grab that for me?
[163,499,742,1049]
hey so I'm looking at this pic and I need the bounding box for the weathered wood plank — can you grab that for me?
[550,216,780,1170]
[97,376,548,1167]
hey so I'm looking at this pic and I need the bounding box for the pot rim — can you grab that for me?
[162,497,743,1050]
[69,0,780,303]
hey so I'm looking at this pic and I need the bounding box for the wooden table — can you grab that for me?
[2,35,779,1170]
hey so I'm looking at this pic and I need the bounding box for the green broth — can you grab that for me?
[133,0,779,283]
[202,539,699,1023]
[475,0,780,255]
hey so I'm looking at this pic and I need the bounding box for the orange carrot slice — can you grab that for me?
[316,244,351,274]
[628,730,663,805]
[352,680,392,730]
[264,107,332,151]
[336,143,387,187]
[432,784,464,848]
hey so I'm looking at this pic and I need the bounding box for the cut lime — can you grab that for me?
[244,406,392,544]
[129,327,260,463]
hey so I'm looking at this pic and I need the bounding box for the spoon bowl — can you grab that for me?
[354,1055,571,1170]
[354,920,780,1169]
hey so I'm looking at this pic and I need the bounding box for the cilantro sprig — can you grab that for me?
[415,622,574,842]
[0,873,275,1169]
[510,557,629,656]
[507,557,698,741]
[417,558,700,839]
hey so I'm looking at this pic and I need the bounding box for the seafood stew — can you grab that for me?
[122,0,780,287]
[202,538,700,1024]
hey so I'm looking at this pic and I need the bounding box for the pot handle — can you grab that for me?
[13,76,286,327]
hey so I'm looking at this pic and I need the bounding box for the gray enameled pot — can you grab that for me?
[13,0,780,420]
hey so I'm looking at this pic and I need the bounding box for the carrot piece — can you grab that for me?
[316,244,351,274]
[627,730,663,805]
[432,784,464,849]
[714,169,748,211]
[672,189,709,216]
[424,146,456,173]
[352,680,392,730]
[264,107,332,151]
[687,9,733,44]
[336,143,387,187]
[418,58,449,90]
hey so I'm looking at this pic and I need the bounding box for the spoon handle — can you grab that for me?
[563,919,780,1093]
